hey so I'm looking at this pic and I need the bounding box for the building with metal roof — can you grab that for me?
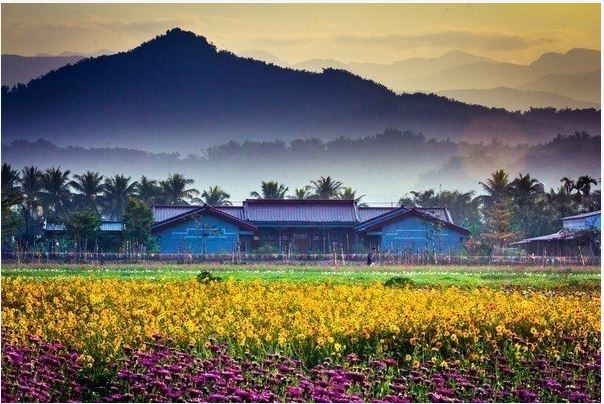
[510,211,600,256]
[150,200,469,254]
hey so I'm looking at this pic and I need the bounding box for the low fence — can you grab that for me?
[1,251,600,266]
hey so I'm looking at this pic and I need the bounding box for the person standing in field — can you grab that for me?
[367,247,376,266]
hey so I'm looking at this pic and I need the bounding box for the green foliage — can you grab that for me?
[384,276,414,288]
[123,198,154,252]
[255,244,279,254]
[196,271,223,284]
[66,210,101,250]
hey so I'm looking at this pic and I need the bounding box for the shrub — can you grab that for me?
[384,276,414,288]
[197,271,222,284]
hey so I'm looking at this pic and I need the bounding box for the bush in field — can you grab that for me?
[196,271,222,284]
[384,276,414,288]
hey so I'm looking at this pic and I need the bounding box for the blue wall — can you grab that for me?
[155,214,240,254]
[379,216,467,253]
[563,214,600,231]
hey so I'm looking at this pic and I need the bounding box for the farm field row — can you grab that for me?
[1,266,601,402]
[1,263,601,288]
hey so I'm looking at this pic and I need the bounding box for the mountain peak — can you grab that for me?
[134,27,217,55]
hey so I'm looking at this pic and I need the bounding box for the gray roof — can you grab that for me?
[509,231,575,245]
[243,199,358,223]
[562,210,601,220]
[151,202,454,226]
[44,221,123,232]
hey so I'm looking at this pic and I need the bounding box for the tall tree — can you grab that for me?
[66,210,101,252]
[103,174,138,220]
[159,174,199,205]
[17,166,44,249]
[310,176,342,199]
[338,187,367,207]
[123,198,155,252]
[135,176,161,205]
[509,173,544,237]
[479,169,511,207]
[481,199,517,251]
[288,186,313,200]
[575,175,598,207]
[201,186,231,206]
[70,171,104,212]
[40,167,72,222]
[1,164,23,243]
[250,181,288,199]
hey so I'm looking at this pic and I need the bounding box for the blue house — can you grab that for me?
[151,200,470,254]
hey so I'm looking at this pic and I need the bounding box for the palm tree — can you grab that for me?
[510,173,543,207]
[18,166,44,248]
[102,174,138,220]
[560,176,576,194]
[70,171,104,212]
[338,187,367,206]
[159,174,199,205]
[310,176,342,199]
[509,173,544,236]
[136,176,161,205]
[479,169,511,207]
[250,181,288,199]
[288,186,313,200]
[409,190,436,207]
[201,186,231,206]
[575,175,598,198]
[2,163,20,195]
[547,186,576,218]
[41,167,72,222]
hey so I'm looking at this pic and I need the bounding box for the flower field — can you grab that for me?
[1,270,601,402]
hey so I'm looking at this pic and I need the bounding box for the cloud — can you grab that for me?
[251,35,311,46]
[336,29,558,51]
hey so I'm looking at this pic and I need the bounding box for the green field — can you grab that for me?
[1,263,600,289]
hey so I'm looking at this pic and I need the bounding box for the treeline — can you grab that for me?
[1,162,600,254]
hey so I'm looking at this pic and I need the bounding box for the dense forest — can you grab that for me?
[1,161,600,255]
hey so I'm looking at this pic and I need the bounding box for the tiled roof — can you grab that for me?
[355,207,470,235]
[243,199,358,223]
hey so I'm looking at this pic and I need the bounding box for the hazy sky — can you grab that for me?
[2,3,600,64]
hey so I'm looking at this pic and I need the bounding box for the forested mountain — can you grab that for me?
[2,28,600,153]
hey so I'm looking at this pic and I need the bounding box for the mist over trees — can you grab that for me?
[2,130,600,202]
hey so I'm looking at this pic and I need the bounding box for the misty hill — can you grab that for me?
[437,87,598,111]
[2,28,600,153]
[1,54,84,87]
[2,130,600,202]
[519,69,601,105]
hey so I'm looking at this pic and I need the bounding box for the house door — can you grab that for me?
[293,233,309,253]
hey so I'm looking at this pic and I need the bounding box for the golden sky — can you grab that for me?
[1,3,600,63]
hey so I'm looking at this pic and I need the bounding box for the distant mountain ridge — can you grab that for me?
[3,43,600,110]
[1,28,600,153]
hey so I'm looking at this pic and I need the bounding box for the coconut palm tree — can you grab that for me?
[575,175,598,204]
[40,167,72,222]
[102,174,138,220]
[250,181,288,199]
[288,186,313,200]
[509,173,544,236]
[338,187,367,206]
[560,176,576,194]
[201,186,231,206]
[2,163,21,195]
[479,169,511,207]
[547,186,576,219]
[70,171,104,212]
[135,176,161,205]
[159,174,199,205]
[18,166,44,248]
[310,176,342,199]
